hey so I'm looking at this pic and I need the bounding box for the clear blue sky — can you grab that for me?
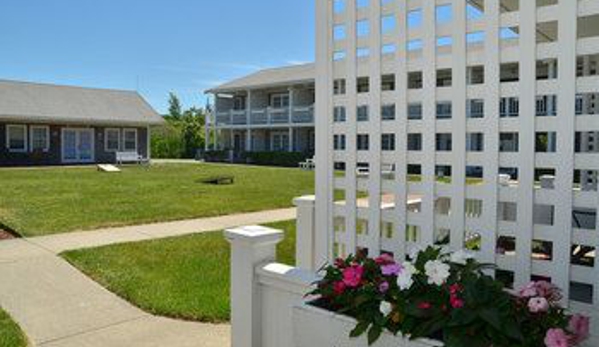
[0,0,315,114]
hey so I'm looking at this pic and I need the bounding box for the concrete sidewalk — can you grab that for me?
[29,207,296,253]
[0,207,296,346]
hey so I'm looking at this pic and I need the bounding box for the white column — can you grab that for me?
[288,127,293,152]
[225,225,284,347]
[294,196,316,271]
[315,0,334,266]
[246,90,252,152]
[289,87,295,124]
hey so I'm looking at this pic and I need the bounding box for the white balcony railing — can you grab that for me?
[214,105,315,127]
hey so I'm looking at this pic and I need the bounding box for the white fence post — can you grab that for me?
[293,195,316,271]
[225,225,284,347]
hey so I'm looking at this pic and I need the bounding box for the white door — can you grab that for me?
[62,129,95,163]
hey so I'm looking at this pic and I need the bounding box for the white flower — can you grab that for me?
[396,262,416,290]
[450,250,475,265]
[408,244,424,260]
[424,260,451,286]
[380,301,392,316]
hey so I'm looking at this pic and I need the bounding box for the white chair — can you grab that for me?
[115,152,147,165]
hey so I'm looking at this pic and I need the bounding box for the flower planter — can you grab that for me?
[292,303,444,347]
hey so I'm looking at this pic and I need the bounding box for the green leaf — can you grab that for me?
[478,308,501,330]
[367,325,383,345]
[350,321,369,338]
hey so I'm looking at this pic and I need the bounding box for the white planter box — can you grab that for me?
[292,303,444,347]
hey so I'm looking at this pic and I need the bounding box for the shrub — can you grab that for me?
[245,151,310,167]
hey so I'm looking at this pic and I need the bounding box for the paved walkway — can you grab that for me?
[0,208,297,346]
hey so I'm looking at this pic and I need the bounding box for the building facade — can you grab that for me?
[0,80,163,166]
[207,64,317,159]
[315,0,598,315]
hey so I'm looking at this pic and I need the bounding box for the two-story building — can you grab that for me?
[206,64,316,159]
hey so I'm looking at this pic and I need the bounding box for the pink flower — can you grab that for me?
[544,328,569,347]
[568,314,590,344]
[519,282,538,298]
[378,281,389,293]
[450,297,464,309]
[418,302,432,310]
[449,283,463,295]
[333,281,346,295]
[381,263,402,276]
[536,281,562,302]
[334,258,346,268]
[375,253,394,265]
[528,297,550,313]
[342,265,364,288]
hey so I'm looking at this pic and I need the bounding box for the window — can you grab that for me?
[356,0,369,9]
[436,133,453,151]
[334,79,346,95]
[334,25,346,41]
[407,133,422,151]
[436,102,452,119]
[437,36,453,48]
[498,202,518,222]
[408,10,422,29]
[382,134,395,151]
[381,74,395,91]
[466,133,484,152]
[333,51,347,61]
[123,129,137,152]
[357,20,369,37]
[575,132,599,153]
[333,134,346,151]
[436,69,452,87]
[467,65,485,85]
[334,0,345,13]
[105,128,120,152]
[357,134,369,151]
[536,95,557,117]
[408,103,422,120]
[357,105,369,122]
[500,97,519,117]
[407,40,423,52]
[536,132,557,153]
[30,126,49,152]
[382,44,396,55]
[436,5,452,24]
[468,99,484,118]
[357,47,370,58]
[408,71,423,89]
[381,15,395,34]
[500,62,520,82]
[6,124,27,152]
[357,77,370,93]
[381,104,396,121]
[500,133,519,152]
[271,93,290,108]
[334,106,347,122]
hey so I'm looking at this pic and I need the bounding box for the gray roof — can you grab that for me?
[207,63,315,94]
[0,80,164,126]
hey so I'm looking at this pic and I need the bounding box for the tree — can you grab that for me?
[167,93,183,120]
[151,93,206,159]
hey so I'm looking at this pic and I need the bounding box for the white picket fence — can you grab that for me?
[225,197,598,347]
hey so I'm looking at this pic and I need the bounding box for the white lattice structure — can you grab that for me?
[315,0,599,319]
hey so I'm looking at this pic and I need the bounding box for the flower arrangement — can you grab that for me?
[310,246,590,347]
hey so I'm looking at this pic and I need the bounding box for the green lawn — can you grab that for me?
[62,220,296,323]
[0,308,27,347]
[0,164,313,237]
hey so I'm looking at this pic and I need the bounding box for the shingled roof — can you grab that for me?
[0,80,164,126]
[207,63,315,94]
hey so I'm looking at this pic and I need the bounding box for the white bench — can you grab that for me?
[115,152,147,165]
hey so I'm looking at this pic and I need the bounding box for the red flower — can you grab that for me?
[375,253,394,265]
[449,283,463,295]
[450,297,465,309]
[333,281,346,295]
[418,302,432,310]
[342,265,364,288]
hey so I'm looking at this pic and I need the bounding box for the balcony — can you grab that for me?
[214,105,315,127]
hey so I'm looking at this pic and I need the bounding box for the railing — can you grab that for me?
[292,106,315,124]
[215,105,315,127]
